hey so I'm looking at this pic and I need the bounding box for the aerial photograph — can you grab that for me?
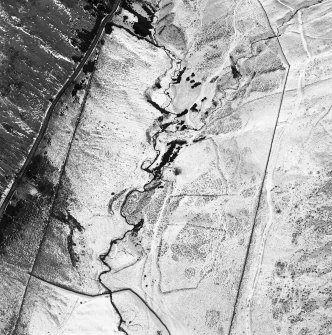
[0,0,331,334]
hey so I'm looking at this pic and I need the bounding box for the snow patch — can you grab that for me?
[53,0,71,17]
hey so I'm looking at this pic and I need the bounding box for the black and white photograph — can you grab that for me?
[0,0,331,334]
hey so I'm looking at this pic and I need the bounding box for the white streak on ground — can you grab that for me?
[15,25,72,64]
[53,0,72,17]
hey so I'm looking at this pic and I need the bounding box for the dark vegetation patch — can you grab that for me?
[37,179,55,196]
[72,81,84,97]
[176,109,188,118]
[173,66,186,84]
[151,140,187,179]
[2,123,14,134]
[0,189,49,254]
[52,173,83,267]
[66,212,84,267]
[210,76,218,83]
[0,199,26,253]
[0,152,58,252]
[25,154,55,181]
[71,0,111,53]
[132,218,144,235]
[174,167,181,175]
[146,99,170,115]
[160,122,172,131]
[122,0,156,38]
[142,3,154,17]
[190,103,199,112]
[186,72,195,81]
[53,173,75,218]
[105,22,113,34]
[72,23,102,53]
[54,207,84,267]
[185,71,201,88]
[231,64,241,78]
[72,55,83,63]
[153,79,161,89]
[191,82,201,89]
[145,130,152,144]
[83,59,96,74]
[177,122,188,131]
[193,136,206,143]
[25,154,56,196]
[230,56,241,79]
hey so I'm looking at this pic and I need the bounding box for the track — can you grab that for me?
[226,1,290,334]
[0,0,121,221]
